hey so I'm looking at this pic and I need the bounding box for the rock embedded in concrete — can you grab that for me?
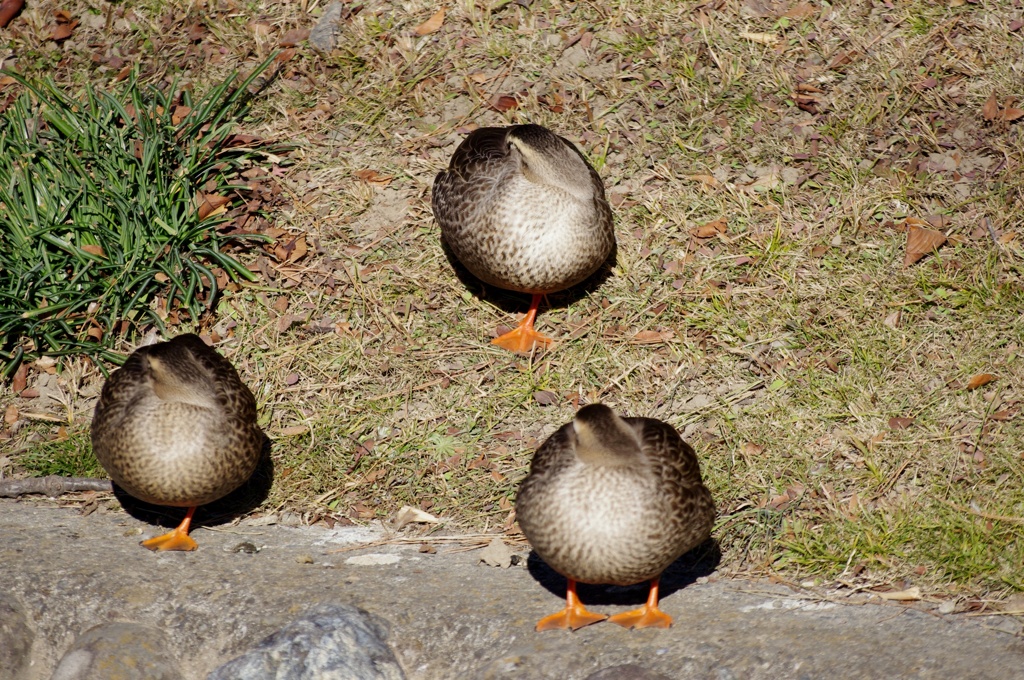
[50,622,183,680]
[208,604,405,680]
[0,593,33,680]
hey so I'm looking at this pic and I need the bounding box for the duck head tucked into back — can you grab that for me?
[432,124,615,353]
[516,403,716,631]
[90,333,263,551]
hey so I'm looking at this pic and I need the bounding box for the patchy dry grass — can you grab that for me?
[2,0,1024,599]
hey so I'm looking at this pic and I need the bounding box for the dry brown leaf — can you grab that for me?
[739,31,779,46]
[353,169,394,187]
[878,587,922,602]
[279,28,310,47]
[277,425,307,437]
[982,92,1000,121]
[690,218,727,238]
[685,174,719,188]
[414,7,445,36]
[744,442,764,456]
[784,3,817,19]
[966,373,996,391]
[883,310,901,328]
[171,105,191,126]
[479,537,512,568]
[795,82,823,94]
[274,235,307,263]
[1002,107,1024,122]
[0,0,24,29]
[50,22,74,41]
[197,194,231,221]
[12,364,28,393]
[533,390,558,406]
[4,403,18,425]
[888,417,914,430]
[631,330,675,344]
[392,505,441,530]
[80,244,105,258]
[187,23,207,42]
[904,226,946,266]
[488,94,518,112]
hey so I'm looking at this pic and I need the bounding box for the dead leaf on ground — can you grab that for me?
[4,403,18,425]
[983,92,1000,121]
[888,417,914,430]
[533,390,558,406]
[966,373,996,391]
[784,3,817,19]
[878,586,922,601]
[414,7,445,35]
[0,0,24,29]
[197,193,231,221]
[392,505,441,530]
[690,218,727,238]
[279,28,310,47]
[187,23,207,42]
[904,225,946,266]
[80,244,105,258]
[685,174,719,188]
[479,536,513,568]
[274,234,308,263]
[883,310,901,328]
[171,105,191,125]
[631,329,675,344]
[488,94,518,112]
[739,31,779,46]
[49,22,75,41]
[12,364,28,393]
[744,442,764,456]
[353,169,394,187]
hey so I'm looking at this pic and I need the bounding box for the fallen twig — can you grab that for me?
[0,476,112,498]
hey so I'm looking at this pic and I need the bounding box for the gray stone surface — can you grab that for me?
[209,604,404,680]
[3,499,1024,680]
[309,1,345,53]
[50,622,183,680]
[0,592,33,680]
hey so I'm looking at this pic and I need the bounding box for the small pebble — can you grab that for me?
[295,554,314,564]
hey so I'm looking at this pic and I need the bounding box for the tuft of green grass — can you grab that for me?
[0,56,281,376]
[17,431,104,478]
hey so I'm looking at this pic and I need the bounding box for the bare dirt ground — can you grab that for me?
[2,0,1024,613]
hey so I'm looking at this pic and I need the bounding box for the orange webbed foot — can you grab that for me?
[492,325,554,353]
[491,294,553,354]
[607,578,672,629]
[536,578,607,631]
[140,507,198,552]
[607,606,673,629]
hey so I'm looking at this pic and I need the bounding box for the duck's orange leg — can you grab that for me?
[607,577,673,629]
[492,294,553,353]
[535,579,608,631]
[141,506,199,552]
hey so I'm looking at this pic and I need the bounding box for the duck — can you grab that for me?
[432,124,615,353]
[515,403,715,630]
[90,333,263,551]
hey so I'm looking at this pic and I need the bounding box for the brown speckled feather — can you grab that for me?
[90,334,263,508]
[432,124,614,294]
[516,407,715,585]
